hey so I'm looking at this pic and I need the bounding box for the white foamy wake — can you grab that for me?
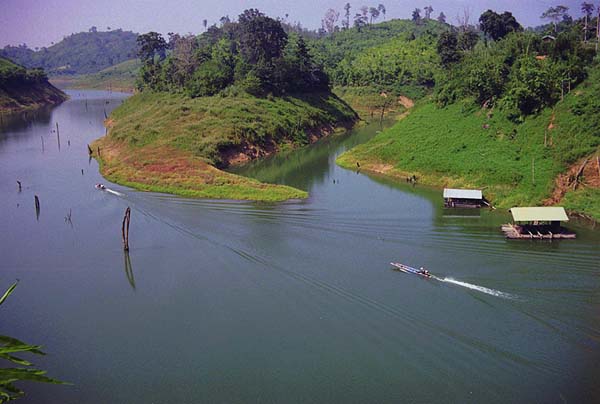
[438,277,515,299]
[105,188,123,196]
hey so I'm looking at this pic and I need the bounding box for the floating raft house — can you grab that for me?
[443,188,486,208]
[501,207,576,239]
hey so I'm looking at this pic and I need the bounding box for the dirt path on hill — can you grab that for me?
[545,154,600,205]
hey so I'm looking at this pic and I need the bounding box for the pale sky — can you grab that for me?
[0,0,587,48]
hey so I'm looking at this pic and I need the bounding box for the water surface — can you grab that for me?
[1,91,599,403]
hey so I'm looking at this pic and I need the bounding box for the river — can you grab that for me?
[1,90,599,403]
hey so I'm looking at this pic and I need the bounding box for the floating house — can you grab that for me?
[501,207,576,239]
[443,188,486,208]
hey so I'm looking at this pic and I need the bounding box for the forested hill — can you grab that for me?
[311,19,447,91]
[0,57,67,112]
[1,29,138,75]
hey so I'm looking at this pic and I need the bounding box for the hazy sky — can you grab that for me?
[0,0,587,48]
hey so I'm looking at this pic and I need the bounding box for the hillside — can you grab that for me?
[337,64,600,220]
[92,91,356,201]
[311,19,447,96]
[50,59,140,92]
[0,57,67,112]
[1,29,138,75]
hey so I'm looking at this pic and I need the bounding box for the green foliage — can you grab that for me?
[479,10,522,41]
[339,63,600,219]
[0,283,68,402]
[0,29,138,75]
[136,10,328,97]
[437,31,460,67]
[435,31,594,120]
[310,18,447,90]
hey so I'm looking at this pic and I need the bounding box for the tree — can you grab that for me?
[322,8,340,33]
[424,6,434,20]
[458,29,479,51]
[581,2,595,42]
[412,8,422,24]
[437,12,447,23]
[353,13,368,32]
[237,9,288,65]
[137,32,167,64]
[437,31,460,67]
[378,4,387,20]
[479,10,522,41]
[369,7,380,25]
[343,3,351,29]
[541,6,569,33]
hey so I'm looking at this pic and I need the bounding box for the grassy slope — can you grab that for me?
[0,57,67,112]
[93,91,357,201]
[50,59,140,92]
[338,67,600,219]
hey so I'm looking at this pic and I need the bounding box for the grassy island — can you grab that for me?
[93,91,356,201]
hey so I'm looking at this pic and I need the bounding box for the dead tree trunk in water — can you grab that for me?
[122,207,131,251]
[34,195,40,220]
[87,144,93,155]
[17,181,21,192]
[56,122,60,150]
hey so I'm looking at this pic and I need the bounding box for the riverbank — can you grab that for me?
[337,69,600,221]
[0,57,67,113]
[92,91,357,201]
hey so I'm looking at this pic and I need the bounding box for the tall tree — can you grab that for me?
[353,13,368,32]
[412,8,422,24]
[369,7,380,25]
[437,30,460,66]
[322,8,340,33]
[343,3,352,29]
[541,5,569,33]
[237,9,287,65]
[437,12,447,23]
[378,4,387,20]
[479,10,522,40]
[424,5,434,20]
[581,2,595,42]
[137,32,167,64]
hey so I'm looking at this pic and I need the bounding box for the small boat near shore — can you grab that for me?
[390,262,433,278]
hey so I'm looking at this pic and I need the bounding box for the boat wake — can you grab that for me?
[105,188,123,197]
[437,277,515,299]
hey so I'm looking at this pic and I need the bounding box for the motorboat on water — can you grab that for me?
[390,262,433,278]
[95,183,106,190]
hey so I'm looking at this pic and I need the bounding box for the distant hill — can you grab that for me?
[51,58,141,92]
[1,29,138,75]
[0,56,67,112]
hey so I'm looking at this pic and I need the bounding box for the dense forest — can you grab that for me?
[0,29,138,75]
[136,9,329,97]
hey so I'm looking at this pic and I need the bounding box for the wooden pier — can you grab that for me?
[501,223,576,239]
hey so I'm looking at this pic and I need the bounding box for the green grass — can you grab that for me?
[338,66,600,220]
[333,86,408,120]
[93,90,357,201]
[108,91,357,167]
[51,59,140,92]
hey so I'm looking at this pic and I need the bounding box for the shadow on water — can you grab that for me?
[0,106,54,141]
[229,119,394,191]
[123,251,135,290]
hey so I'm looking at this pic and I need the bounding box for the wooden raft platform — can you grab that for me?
[501,224,576,239]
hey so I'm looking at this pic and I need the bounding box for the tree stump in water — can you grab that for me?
[122,207,131,251]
